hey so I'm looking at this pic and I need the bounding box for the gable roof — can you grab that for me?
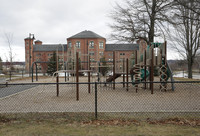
[105,44,139,51]
[33,44,67,52]
[68,30,105,39]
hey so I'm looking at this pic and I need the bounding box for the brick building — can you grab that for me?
[24,30,138,73]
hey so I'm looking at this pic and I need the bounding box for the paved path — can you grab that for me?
[0,85,37,98]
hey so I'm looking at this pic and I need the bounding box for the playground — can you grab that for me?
[0,76,200,113]
[31,40,175,100]
[0,40,199,113]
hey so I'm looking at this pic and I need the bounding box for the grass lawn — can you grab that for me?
[0,113,199,136]
[1,120,200,136]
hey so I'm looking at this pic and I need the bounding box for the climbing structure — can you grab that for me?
[130,40,174,93]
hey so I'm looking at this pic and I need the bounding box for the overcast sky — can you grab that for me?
[0,0,179,61]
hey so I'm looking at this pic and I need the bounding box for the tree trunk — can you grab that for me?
[148,0,156,44]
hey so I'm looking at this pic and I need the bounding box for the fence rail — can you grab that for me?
[0,81,200,120]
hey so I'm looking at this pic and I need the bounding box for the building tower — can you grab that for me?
[24,34,35,75]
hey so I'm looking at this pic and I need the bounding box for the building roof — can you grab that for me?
[105,44,139,51]
[35,40,42,42]
[24,37,33,40]
[33,44,67,52]
[68,30,105,39]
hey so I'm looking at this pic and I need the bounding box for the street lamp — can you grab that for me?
[29,33,35,77]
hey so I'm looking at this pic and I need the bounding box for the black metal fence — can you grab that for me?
[0,81,200,120]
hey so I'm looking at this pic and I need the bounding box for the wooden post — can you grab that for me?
[76,52,79,101]
[88,56,91,93]
[56,50,59,97]
[123,58,125,88]
[151,47,154,94]
[160,49,162,90]
[9,71,11,81]
[113,51,115,90]
[164,41,167,91]
[135,50,138,93]
[56,75,59,97]
[126,58,129,91]
[36,64,38,81]
[144,50,147,89]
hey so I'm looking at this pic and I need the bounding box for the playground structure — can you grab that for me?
[31,39,174,101]
[129,40,174,94]
[104,40,174,94]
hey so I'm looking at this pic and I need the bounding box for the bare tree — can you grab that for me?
[4,32,15,70]
[170,0,200,78]
[173,0,200,16]
[109,0,174,44]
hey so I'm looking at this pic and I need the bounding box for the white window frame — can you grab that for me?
[99,51,104,56]
[89,51,95,56]
[108,58,113,61]
[99,42,104,49]
[68,42,72,48]
[89,41,94,48]
[90,58,95,62]
[76,41,81,48]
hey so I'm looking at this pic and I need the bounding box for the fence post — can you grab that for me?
[95,82,98,120]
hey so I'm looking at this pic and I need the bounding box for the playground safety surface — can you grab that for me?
[0,77,199,113]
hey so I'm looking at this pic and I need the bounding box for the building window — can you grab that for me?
[108,58,113,61]
[68,42,72,48]
[89,52,94,56]
[38,65,41,70]
[90,58,95,62]
[99,52,104,56]
[36,53,41,56]
[59,58,63,61]
[109,53,113,56]
[36,58,41,62]
[48,53,53,56]
[99,42,104,49]
[120,53,125,56]
[26,42,29,46]
[89,41,94,48]
[76,41,81,48]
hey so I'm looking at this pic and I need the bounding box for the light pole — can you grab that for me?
[29,33,35,77]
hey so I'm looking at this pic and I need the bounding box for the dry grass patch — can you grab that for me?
[0,113,200,136]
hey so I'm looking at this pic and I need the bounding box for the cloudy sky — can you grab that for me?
[0,0,179,61]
